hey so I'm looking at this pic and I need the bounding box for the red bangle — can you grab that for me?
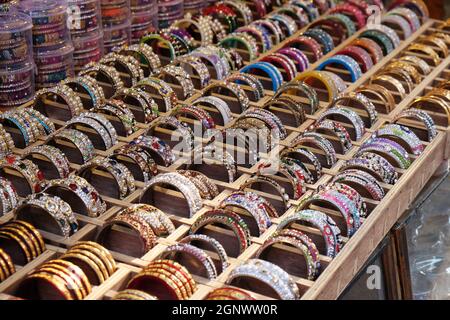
[310,18,348,43]
[346,0,369,18]
[330,3,367,29]
[261,54,296,81]
[337,45,374,72]
[313,0,330,14]
[203,4,238,17]
[283,36,323,62]
[252,0,267,19]
[351,38,384,64]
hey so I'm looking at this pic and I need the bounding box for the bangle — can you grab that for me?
[0,177,19,215]
[206,287,255,300]
[14,192,78,238]
[294,71,339,103]
[368,25,401,48]
[284,35,323,62]
[0,248,15,281]
[0,113,35,147]
[386,61,421,84]
[273,80,319,115]
[48,129,94,164]
[381,14,413,39]
[313,119,352,154]
[203,80,250,112]
[268,13,298,37]
[219,32,259,61]
[136,77,178,112]
[227,259,300,300]
[113,289,158,300]
[79,63,125,98]
[281,147,322,182]
[240,174,290,208]
[23,145,70,179]
[171,103,216,130]
[277,47,309,72]
[177,170,219,200]
[357,137,411,169]
[360,30,394,56]
[309,17,347,43]
[236,25,272,53]
[241,62,283,92]
[278,158,309,197]
[252,19,284,44]
[355,84,396,113]
[257,230,320,280]
[342,153,398,184]
[33,84,83,121]
[263,97,307,127]
[226,73,264,102]
[43,175,106,218]
[220,191,275,236]
[304,28,335,54]
[421,35,449,58]
[278,209,342,258]
[139,172,203,217]
[160,65,195,100]
[68,241,116,278]
[351,38,384,64]
[175,55,211,89]
[0,155,44,194]
[370,74,407,99]
[238,107,287,139]
[111,144,158,182]
[275,5,309,28]
[141,33,176,61]
[94,99,138,136]
[222,0,253,26]
[62,75,106,109]
[191,47,229,80]
[329,3,366,29]
[395,108,436,142]
[332,92,378,126]
[317,54,362,82]
[118,43,162,76]
[67,114,115,150]
[374,123,424,156]
[388,7,421,32]
[398,55,431,76]
[291,132,337,167]
[290,0,320,22]
[390,0,429,18]
[261,53,297,81]
[114,88,159,124]
[317,107,365,140]
[78,157,136,200]
[172,14,214,47]
[333,169,385,201]
[328,13,357,37]
[337,45,374,72]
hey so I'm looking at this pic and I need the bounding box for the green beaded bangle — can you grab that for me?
[219,34,258,61]
[141,34,176,61]
[360,30,395,56]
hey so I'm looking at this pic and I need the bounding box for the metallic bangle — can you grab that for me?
[332,92,378,126]
[389,0,429,18]
[381,14,412,39]
[342,152,398,184]
[94,99,138,136]
[67,114,115,150]
[317,107,366,140]
[333,169,385,201]
[240,174,290,208]
[220,191,275,236]
[370,74,407,99]
[358,137,411,169]
[43,175,106,218]
[337,45,374,72]
[118,43,162,76]
[374,123,424,155]
[23,145,70,179]
[114,88,159,124]
[171,104,215,130]
[237,107,287,140]
[174,55,211,89]
[139,172,203,217]
[420,35,449,58]
[317,54,362,82]
[79,63,125,97]
[0,177,19,215]
[291,132,337,167]
[241,62,283,92]
[161,243,218,279]
[160,65,195,100]
[263,97,306,127]
[33,84,83,120]
[351,38,384,64]
[48,129,94,164]
[360,29,394,56]
[304,28,335,54]
[117,203,175,237]
[395,108,436,142]
[278,209,342,258]
[62,75,106,109]
[206,287,255,300]
[313,119,352,154]
[377,69,414,94]
[0,155,44,194]
[284,35,323,62]
[18,272,73,300]
[273,80,319,115]
[227,259,300,300]
[136,77,178,112]
[180,234,229,273]
[177,170,219,201]
[203,80,250,112]
[257,230,320,280]
[0,248,15,280]
[388,7,421,32]
[111,145,158,183]
[78,157,136,200]
[226,73,264,102]
[355,84,396,113]
[14,192,78,238]
[193,96,232,125]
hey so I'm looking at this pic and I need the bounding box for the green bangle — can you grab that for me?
[219,33,258,61]
[360,30,394,56]
[141,34,176,61]
[327,14,356,37]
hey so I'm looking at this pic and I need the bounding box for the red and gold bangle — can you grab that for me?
[205,287,255,300]
[351,38,384,64]
[283,36,323,62]
[148,259,197,296]
[337,45,374,72]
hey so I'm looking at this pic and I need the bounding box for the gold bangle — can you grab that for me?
[427,88,450,103]
[60,251,106,285]
[128,270,185,300]
[0,230,32,263]
[35,265,84,300]
[69,242,116,277]
[24,272,73,300]
[0,248,15,281]
[0,225,38,261]
[421,35,449,58]
[410,96,450,125]
[356,84,396,113]
[407,44,440,66]
[48,259,92,298]
[65,248,110,282]
[142,268,189,300]
[386,61,421,84]
[370,74,406,99]
[7,221,46,255]
[295,71,338,103]
[145,263,194,298]
[377,69,414,93]
[113,289,158,300]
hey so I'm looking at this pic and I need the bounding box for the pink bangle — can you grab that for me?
[283,36,323,62]
[337,45,374,72]
[277,47,309,72]
[330,3,366,30]
[261,54,296,81]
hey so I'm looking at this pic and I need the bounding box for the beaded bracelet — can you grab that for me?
[33,84,83,121]
[136,77,178,112]
[357,137,411,169]
[174,55,211,89]
[100,53,145,87]
[23,145,70,179]
[94,100,138,136]
[62,75,106,109]
[394,108,436,142]
[374,123,424,156]
[118,43,162,76]
[342,153,398,184]
[79,63,125,97]
[317,107,365,141]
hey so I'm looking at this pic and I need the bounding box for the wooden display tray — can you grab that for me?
[0,15,449,300]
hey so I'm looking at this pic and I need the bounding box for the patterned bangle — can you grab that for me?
[313,119,352,154]
[33,84,83,121]
[113,289,157,300]
[267,13,298,37]
[111,145,158,183]
[323,182,367,218]
[180,234,229,273]
[0,177,19,216]
[374,123,424,155]
[114,88,159,124]
[261,53,297,81]
[277,47,309,72]
[263,97,306,127]
[370,74,407,99]
[171,104,215,130]
[0,155,44,194]
[291,132,337,168]
[328,13,357,37]
[337,45,374,73]
[177,170,219,201]
[240,174,290,208]
[94,100,138,136]
[223,0,253,25]
[257,229,320,280]
[203,81,250,112]
[407,43,440,66]
[205,287,255,300]
[172,14,213,47]
[219,32,259,61]
[278,209,342,258]
[389,0,429,18]
[241,62,283,92]
[117,204,175,237]
[333,169,385,201]
[0,125,13,158]
[227,259,300,300]
[329,3,366,29]
[48,129,94,164]
[395,108,436,142]
[360,30,394,56]
[332,92,378,127]
[368,25,401,48]
[381,14,412,39]
[294,71,339,103]
[342,153,398,184]
[139,172,203,217]
[136,77,178,112]
[0,113,35,147]
[160,65,195,100]
[191,144,238,183]
[273,80,319,115]
[278,157,309,198]
[388,7,421,32]
[317,54,362,82]
[398,55,431,76]
[190,48,228,80]
[190,209,251,255]
[281,147,322,182]
[310,17,347,42]
[14,193,78,238]
[318,107,366,140]
[355,84,396,113]
[67,115,115,150]
[174,55,211,89]
[80,112,118,147]
[237,108,287,140]
[226,73,264,102]
[141,33,176,61]
[79,63,125,97]
[291,0,320,22]
[62,75,106,109]
[23,145,70,179]
[19,108,54,139]
[351,38,384,64]
[236,25,272,53]
[220,191,275,236]
[284,35,323,62]
[304,28,335,54]
[192,96,233,126]
[118,43,162,76]
[357,137,411,169]
[252,19,284,44]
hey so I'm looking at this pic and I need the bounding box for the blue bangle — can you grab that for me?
[268,14,298,37]
[304,28,335,54]
[241,62,283,91]
[316,54,363,82]
[4,117,29,146]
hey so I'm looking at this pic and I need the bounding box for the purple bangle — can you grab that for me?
[277,47,309,72]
